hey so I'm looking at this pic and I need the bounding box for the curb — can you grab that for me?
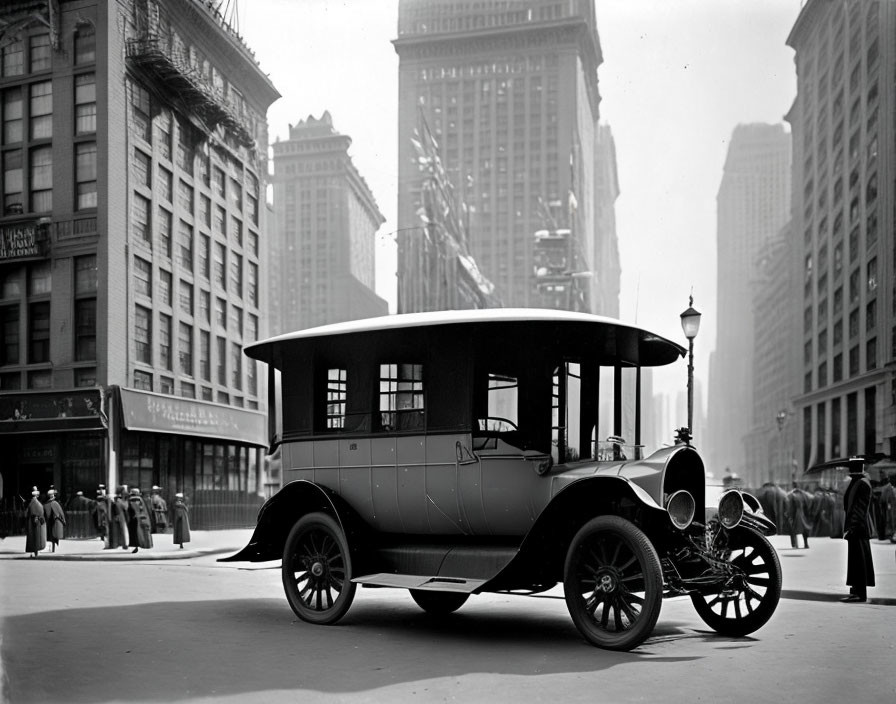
[0,546,240,562]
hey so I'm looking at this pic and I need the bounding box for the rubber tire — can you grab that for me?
[410,590,469,615]
[690,526,781,637]
[282,512,356,625]
[563,515,663,651]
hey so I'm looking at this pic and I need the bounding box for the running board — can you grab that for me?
[352,573,487,593]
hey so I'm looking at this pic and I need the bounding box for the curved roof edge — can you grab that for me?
[247,308,686,360]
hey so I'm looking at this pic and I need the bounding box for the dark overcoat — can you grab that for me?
[108,496,129,549]
[92,497,108,536]
[843,474,875,590]
[173,500,191,545]
[127,495,153,549]
[788,488,813,534]
[150,493,169,533]
[24,497,46,554]
[44,499,66,545]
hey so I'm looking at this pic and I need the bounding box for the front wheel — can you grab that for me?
[563,516,663,651]
[690,526,781,637]
[282,512,356,625]
[410,590,469,615]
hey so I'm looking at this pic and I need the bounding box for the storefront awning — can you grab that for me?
[117,388,267,447]
[0,389,107,434]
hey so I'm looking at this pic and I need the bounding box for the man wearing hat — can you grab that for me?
[127,487,153,553]
[172,493,191,549]
[43,488,66,552]
[841,457,876,603]
[108,485,129,549]
[92,485,109,543]
[149,486,169,534]
[24,487,46,557]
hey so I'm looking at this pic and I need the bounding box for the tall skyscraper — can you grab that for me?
[270,112,387,334]
[0,0,279,524]
[786,0,896,468]
[393,0,617,314]
[706,124,791,484]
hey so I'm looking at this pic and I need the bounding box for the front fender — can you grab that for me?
[217,480,367,564]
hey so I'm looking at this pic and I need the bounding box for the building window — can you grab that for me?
[133,369,152,390]
[132,194,151,244]
[200,330,210,381]
[75,142,97,209]
[135,305,151,364]
[74,299,96,361]
[866,338,876,370]
[229,253,242,294]
[867,257,877,292]
[179,280,193,316]
[28,302,50,363]
[1,305,19,365]
[159,313,172,370]
[74,73,96,134]
[247,359,257,397]
[159,166,172,202]
[231,342,242,389]
[247,262,258,307]
[212,167,225,199]
[134,257,151,298]
[216,336,226,385]
[176,124,194,175]
[199,234,210,279]
[3,87,23,144]
[214,205,226,235]
[130,82,151,142]
[181,381,196,399]
[157,207,171,256]
[214,243,226,289]
[179,323,193,376]
[159,269,172,307]
[3,149,23,214]
[178,221,193,272]
[28,261,51,295]
[74,26,96,65]
[199,195,211,228]
[199,289,210,323]
[2,40,24,77]
[159,376,174,395]
[230,305,242,337]
[30,81,52,140]
[133,148,150,187]
[155,111,172,161]
[74,368,96,388]
[30,146,52,212]
[178,180,193,212]
[229,178,242,210]
[215,297,226,329]
[230,216,242,245]
[247,313,257,342]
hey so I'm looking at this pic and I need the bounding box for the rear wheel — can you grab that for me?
[563,516,663,651]
[410,590,469,615]
[690,526,781,636]
[282,512,356,625]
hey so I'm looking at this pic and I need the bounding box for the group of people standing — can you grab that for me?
[24,485,191,557]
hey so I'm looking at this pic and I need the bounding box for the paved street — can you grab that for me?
[1,532,894,704]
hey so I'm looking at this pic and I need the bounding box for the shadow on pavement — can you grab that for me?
[4,597,706,703]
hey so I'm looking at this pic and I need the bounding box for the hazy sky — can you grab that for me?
[239,0,804,397]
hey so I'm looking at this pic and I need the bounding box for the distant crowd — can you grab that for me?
[750,474,896,548]
[24,484,191,558]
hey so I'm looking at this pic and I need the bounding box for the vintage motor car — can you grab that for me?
[222,309,781,651]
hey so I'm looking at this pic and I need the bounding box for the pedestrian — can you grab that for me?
[24,487,46,558]
[172,493,190,549]
[881,474,896,543]
[841,458,876,603]
[107,485,129,550]
[871,479,887,540]
[43,489,66,553]
[149,486,169,533]
[127,487,153,554]
[91,485,108,542]
[787,483,812,548]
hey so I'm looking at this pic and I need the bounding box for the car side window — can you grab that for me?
[326,368,347,429]
[379,363,424,431]
[478,372,519,432]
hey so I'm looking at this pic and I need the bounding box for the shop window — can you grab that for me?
[76,142,97,209]
[379,363,424,431]
[133,369,152,390]
[74,73,96,134]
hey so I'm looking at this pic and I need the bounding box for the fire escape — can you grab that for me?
[125,12,255,149]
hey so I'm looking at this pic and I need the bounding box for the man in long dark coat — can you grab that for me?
[841,458,876,603]
[127,487,153,553]
[24,488,46,557]
[43,489,66,552]
[787,484,812,548]
[149,486,169,533]
[92,486,108,542]
[172,493,191,549]
[107,485,129,550]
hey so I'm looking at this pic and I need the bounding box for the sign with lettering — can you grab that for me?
[118,388,267,446]
[0,223,49,261]
[0,389,105,425]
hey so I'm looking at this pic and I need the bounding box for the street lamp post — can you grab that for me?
[680,295,702,442]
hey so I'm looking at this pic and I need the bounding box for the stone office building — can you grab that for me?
[0,0,280,529]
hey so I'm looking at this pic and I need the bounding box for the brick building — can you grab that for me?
[0,0,279,529]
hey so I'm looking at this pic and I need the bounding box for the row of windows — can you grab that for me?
[1,141,97,216]
[0,28,94,78]
[802,386,876,468]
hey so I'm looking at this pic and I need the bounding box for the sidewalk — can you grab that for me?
[0,528,253,561]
